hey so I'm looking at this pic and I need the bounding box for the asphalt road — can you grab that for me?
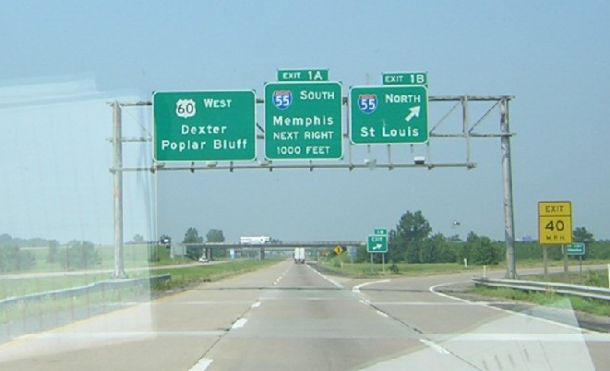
[0,260,608,370]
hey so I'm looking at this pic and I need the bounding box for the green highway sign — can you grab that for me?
[264,81,343,160]
[374,228,388,236]
[278,69,329,82]
[350,85,428,144]
[383,72,428,87]
[566,242,585,256]
[367,234,388,253]
[154,91,256,162]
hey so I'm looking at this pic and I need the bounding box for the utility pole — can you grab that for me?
[500,98,516,279]
[112,102,126,278]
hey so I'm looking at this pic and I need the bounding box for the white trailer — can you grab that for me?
[294,247,305,264]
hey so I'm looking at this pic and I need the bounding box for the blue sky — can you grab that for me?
[1,1,609,243]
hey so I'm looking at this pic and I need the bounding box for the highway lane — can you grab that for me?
[355,273,609,370]
[0,260,608,370]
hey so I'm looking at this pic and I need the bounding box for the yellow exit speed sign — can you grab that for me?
[538,201,572,245]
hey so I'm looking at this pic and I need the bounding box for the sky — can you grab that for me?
[0,0,609,244]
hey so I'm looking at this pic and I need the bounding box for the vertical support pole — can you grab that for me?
[500,98,516,279]
[382,253,385,272]
[462,96,471,164]
[112,102,126,279]
[563,244,568,274]
[543,247,549,280]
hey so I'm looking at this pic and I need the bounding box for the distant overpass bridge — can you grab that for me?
[174,241,366,260]
[183,241,365,250]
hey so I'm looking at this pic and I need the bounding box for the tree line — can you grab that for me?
[0,234,101,273]
[355,210,603,265]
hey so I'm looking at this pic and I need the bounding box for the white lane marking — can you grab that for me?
[375,310,389,318]
[370,301,510,306]
[11,330,226,341]
[306,264,343,288]
[231,318,248,329]
[251,301,261,309]
[189,358,213,371]
[419,339,450,355]
[429,282,600,334]
[352,279,391,293]
[426,333,610,342]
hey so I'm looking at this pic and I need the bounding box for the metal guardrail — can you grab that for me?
[0,274,171,309]
[472,277,610,301]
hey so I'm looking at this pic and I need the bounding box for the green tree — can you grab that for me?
[59,241,101,270]
[183,227,203,243]
[46,240,60,263]
[206,229,225,243]
[464,232,501,265]
[573,226,594,243]
[0,245,36,272]
[183,227,203,260]
[390,210,432,263]
[132,234,145,244]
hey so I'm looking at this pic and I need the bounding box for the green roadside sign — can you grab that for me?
[278,69,329,82]
[374,228,388,236]
[264,81,343,160]
[153,91,256,162]
[566,242,585,256]
[382,72,428,87]
[350,85,428,144]
[367,234,388,253]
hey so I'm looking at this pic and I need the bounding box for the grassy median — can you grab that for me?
[473,286,610,317]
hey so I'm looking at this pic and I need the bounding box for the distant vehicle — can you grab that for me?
[240,236,271,245]
[198,256,209,263]
[294,247,305,264]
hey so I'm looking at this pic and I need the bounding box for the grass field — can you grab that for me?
[318,256,609,279]
[0,259,280,300]
[473,286,610,317]
[0,259,281,328]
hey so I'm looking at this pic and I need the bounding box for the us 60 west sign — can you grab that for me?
[153,91,256,162]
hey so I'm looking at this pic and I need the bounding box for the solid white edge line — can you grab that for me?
[306,264,343,288]
[352,279,391,293]
[189,358,213,371]
[231,318,248,329]
[429,282,601,334]
[376,310,389,318]
[419,339,450,355]
[251,301,261,308]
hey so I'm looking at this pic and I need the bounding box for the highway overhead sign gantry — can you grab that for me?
[538,201,573,245]
[154,91,256,162]
[350,85,428,144]
[264,81,343,160]
[367,234,388,253]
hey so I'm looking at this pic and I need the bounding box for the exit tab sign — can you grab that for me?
[383,72,428,86]
[278,69,329,82]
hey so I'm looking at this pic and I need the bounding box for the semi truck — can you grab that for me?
[294,247,305,264]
